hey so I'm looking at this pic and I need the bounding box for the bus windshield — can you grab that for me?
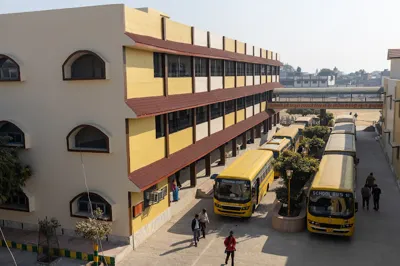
[308,190,354,219]
[214,179,251,203]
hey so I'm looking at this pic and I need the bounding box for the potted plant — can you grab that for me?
[37,217,61,265]
[75,208,112,266]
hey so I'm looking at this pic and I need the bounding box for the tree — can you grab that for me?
[75,208,112,266]
[296,67,302,74]
[0,137,32,204]
[282,64,295,73]
[273,151,319,213]
[300,136,325,158]
[303,126,331,142]
[286,109,319,117]
[318,68,335,76]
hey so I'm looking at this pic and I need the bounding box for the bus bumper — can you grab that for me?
[214,202,253,218]
[307,224,354,237]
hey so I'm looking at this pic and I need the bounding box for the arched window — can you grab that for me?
[67,125,110,153]
[0,121,25,147]
[63,51,106,80]
[0,56,20,81]
[70,192,112,221]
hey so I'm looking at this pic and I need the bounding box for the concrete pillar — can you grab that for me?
[273,114,277,126]
[190,162,196,187]
[250,127,255,143]
[232,137,237,157]
[205,153,211,176]
[219,145,226,166]
[256,124,262,138]
[268,118,273,130]
[242,133,247,149]
[320,109,327,126]
[277,112,280,124]
[263,120,268,134]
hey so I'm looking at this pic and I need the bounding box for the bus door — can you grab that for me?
[251,179,260,208]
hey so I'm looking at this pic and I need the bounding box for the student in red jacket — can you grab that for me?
[224,231,236,266]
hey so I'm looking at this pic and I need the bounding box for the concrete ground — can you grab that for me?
[2,129,400,265]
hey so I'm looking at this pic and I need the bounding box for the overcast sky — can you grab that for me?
[1,0,397,73]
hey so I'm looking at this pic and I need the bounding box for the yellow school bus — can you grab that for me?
[273,127,301,151]
[324,134,356,158]
[331,122,357,140]
[307,154,358,237]
[258,138,292,178]
[213,150,274,218]
[289,124,306,141]
[294,116,314,127]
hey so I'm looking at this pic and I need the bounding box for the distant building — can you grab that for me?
[280,74,335,88]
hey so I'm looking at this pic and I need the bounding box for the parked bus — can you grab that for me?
[289,124,306,140]
[331,122,357,140]
[213,150,274,218]
[259,138,292,178]
[273,127,301,151]
[294,116,314,127]
[324,134,356,158]
[307,154,358,237]
[335,115,355,124]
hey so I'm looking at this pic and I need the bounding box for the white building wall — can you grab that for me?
[246,44,254,56]
[384,79,396,164]
[210,117,223,134]
[193,28,208,47]
[254,76,260,85]
[246,106,253,118]
[254,104,260,115]
[196,122,209,141]
[209,33,223,50]
[0,5,134,242]
[246,76,253,86]
[390,59,400,79]
[272,76,276,82]
[210,76,223,90]
[254,47,260,57]
[195,77,208,93]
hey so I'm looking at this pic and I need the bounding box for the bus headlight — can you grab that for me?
[341,224,353,228]
[215,203,221,208]
[241,206,250,210]
[308,220,319,226]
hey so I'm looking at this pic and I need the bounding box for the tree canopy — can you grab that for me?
[300,136,325,158]
[282,64,295,73]
[318,68,335,76]
[286,109,319,117]
[303,126,331,142]
[0,137,31,204]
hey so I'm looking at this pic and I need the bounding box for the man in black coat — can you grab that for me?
[191,214,200,247]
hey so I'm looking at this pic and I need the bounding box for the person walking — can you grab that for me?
[372,184,382,211]
[198,208,209,239]
[224,231,236,266]
[361,184,371,210]
[171,179,179,202]
[191,214,200,247]
[365,172,375,191]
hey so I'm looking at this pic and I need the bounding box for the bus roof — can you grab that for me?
[332,122,356,135]
[259,138,291,152]
[324,134,356,154]
[311,154,354,191]
[218,150,273,181]
[290,124,306,130]
[335,115,355,124]
[295,117,313,122]
[273,127,299,139]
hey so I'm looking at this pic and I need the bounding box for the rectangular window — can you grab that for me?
[155,115,165,138]
[271,66,276,75]
[168,55,192,77]
[211,103,223,119]
[168,109,193,134]
[237,62,245,76]
[225,61,235,76]
[246,95,253,107]
[196,106,208,124]
[312,80,318,84]
[195,57,208,77]
[153,53,164,78]
[225,100,235,114]
[144,185,157,209]
[261,65,266,75]
[255,94,261,104]
[261,92,267,101]
[211,59,223,76]
[246,63,254,76]
[277,67,280,75]
[254,64,261,75]
[237,97,245,110]
[266,65,272,75]
[304,80,309,84]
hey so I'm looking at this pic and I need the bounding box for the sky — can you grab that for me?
[1,0,398,73]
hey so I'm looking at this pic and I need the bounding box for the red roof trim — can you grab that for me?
[126,82,282,118]
[128,110,277,191]
[125,32,283,67]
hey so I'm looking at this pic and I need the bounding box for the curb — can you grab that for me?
[0,239,115,265]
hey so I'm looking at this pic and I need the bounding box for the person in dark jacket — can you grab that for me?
[372,184,382,211]
[191,214,200,247]
[361,184,371,210]
[365,172,375,190]
[224,231,236,266]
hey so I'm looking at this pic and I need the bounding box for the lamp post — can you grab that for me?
[286,169,293,216]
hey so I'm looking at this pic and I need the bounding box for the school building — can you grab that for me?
[0,4,282,249]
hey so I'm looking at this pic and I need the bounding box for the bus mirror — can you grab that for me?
[355,202,359,212]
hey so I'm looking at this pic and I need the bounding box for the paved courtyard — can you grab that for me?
[1,130,400,265]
